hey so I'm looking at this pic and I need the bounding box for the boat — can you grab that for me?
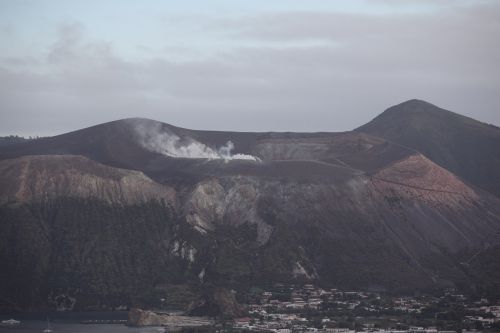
[42,317,53,333]
[0,318,21,327]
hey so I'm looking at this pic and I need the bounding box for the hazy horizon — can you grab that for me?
[1,98,498,139]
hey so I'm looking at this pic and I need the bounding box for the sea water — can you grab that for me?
[0,320,165,332]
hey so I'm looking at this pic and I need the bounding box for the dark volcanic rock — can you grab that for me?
[128,308,163,327]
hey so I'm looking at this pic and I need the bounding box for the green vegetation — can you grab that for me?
[0,135,45,146]
[0,197,181,311]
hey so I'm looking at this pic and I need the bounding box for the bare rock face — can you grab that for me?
[127,308,214,327]
[372,153,478,204]
[185,179,226,233]
[253,132,384,162]
[0,155,176,206]
[128,308,163,326]
[185,178,273,244]
[187,288,247,319]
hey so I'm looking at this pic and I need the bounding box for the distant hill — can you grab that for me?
[0,101,499,312]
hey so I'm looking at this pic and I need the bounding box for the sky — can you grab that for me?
[0,0,499,136]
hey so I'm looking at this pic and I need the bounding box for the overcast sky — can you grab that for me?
[1,0,499,136]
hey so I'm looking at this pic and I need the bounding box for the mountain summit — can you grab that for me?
[358,99,500,197]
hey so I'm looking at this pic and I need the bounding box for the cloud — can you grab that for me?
[0,1,499,136]
[47,22,86,64]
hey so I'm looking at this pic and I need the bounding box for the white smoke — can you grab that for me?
[133,121,260,161]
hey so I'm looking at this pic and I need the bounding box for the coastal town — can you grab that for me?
[230,284,500,333]
[2,284,499,332]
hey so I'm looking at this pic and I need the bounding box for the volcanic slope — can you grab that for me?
[1,101,500,311]
[357,99,500,198]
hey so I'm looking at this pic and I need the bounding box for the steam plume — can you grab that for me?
[132,121,260,161]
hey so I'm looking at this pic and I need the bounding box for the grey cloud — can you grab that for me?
[215,5,500,63]
[47,22,85,64]
[1,2,500,136]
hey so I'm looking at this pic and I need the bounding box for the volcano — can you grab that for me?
[1,99,500,312]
